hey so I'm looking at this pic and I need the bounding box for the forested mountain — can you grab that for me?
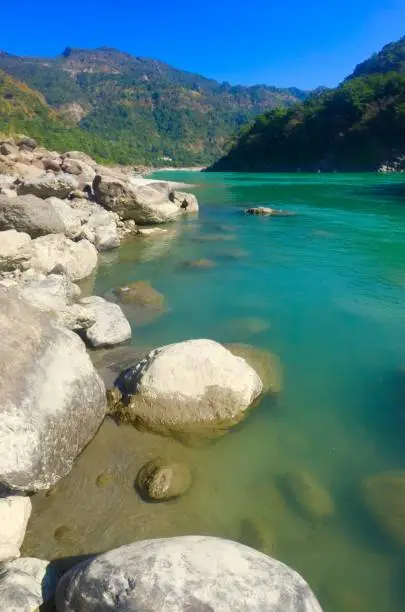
[0,47,306,166]
[209,37,405,172]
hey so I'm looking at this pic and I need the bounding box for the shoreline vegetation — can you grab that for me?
[0,137,324,610]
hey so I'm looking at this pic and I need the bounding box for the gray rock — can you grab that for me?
[93,175,180,224]
[0,287,106,491]
[0,194,66,237]
[0,143,19,156]
[16,137,38,150]
[55,536,323,612]
[30,235,98,281]
[114,339,262,437]
[281,471,335,521]
[19,273,81,315]
[17,173,78,199]
[46,197,82,239]
[0,496,31,562]
[61,159,82,175]
[0,557,57,612]
[0,230,31,273]
[169,190,199,213]
[81,210,120,252]
[13,163,45,181]
[79,296,132,348]
[42,156,62,172]
[136,458,192,501]
[64,151,97,167]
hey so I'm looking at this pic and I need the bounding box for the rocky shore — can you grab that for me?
[0,137,324,610]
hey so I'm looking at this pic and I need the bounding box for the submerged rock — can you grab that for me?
[55,536,323,611]
[239,517,274,556]
[113,339,263,438]
[0,496,32,562]
[0,287,106,492]
[281,471,335,521]
[114,280,164,309]
[361,471,405,547]
[226,343,282,393]
[180,258,217,269]
[136,458,192,501]
[244,207,296,217]
[0,557,57,612]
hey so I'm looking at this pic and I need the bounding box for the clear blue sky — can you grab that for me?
[0,0,404,89]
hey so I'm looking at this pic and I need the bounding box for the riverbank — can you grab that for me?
[0,139,324,610]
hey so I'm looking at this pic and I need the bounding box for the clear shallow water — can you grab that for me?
[24,173,405,611]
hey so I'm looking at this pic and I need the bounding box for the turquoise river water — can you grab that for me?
[25,172,405,611]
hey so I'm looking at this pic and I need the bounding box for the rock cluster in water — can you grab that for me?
[0,137,323,610]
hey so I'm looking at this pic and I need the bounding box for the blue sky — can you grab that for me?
[0,0,404,89]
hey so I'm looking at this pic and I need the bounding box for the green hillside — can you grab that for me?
[0,48,307,166]
[209,37,405,172]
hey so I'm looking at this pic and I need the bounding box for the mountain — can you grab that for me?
[0,47,307,166]
[208,37,405,172]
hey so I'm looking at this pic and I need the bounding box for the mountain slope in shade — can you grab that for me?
[0,47,307,166]
[208,37,405,172]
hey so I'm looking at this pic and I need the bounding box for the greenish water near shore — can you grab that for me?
[25,172,405,611]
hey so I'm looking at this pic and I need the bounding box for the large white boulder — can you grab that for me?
[0,496,31,562]
[113,339,263,437]
[81,209,120,251]
[17,173,78,199]
[55,536,323,612]
[19,274,81,316]
[0,230,31,273]
[93,175,180,224]
[0,194,66,237]
[79,296,132,348]
[0,287,106,491]
[46,197,82,239]
[30,234,98,281]
[0,557,57,612]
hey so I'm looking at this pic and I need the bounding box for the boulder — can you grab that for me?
[64,151,97,167]
[181,258,216,269]
[13,162,45,181]
[113,280,164,309]
[361,471,405,547]
[79,296,132,348]
[46,197,82,239]
[169,190,199,213]
[55,536,323,612]
[113,339,263,437]
[61,159,82,175]
[30,235,98,281]
[0,557,57,612]
[0,142,19,156]
[0,194,66,237]
[93,175,180,224]
[281,471,335,521]
[42,156,62,172]
[0,287,106,491]
[244,207,296,217]
[17,173,78,199]
[0,496,31,562]
[19,273,81,315]
[136,458,192,501]
[81,210,120,252]
[16,137,38,150]
[0,230,31,273]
